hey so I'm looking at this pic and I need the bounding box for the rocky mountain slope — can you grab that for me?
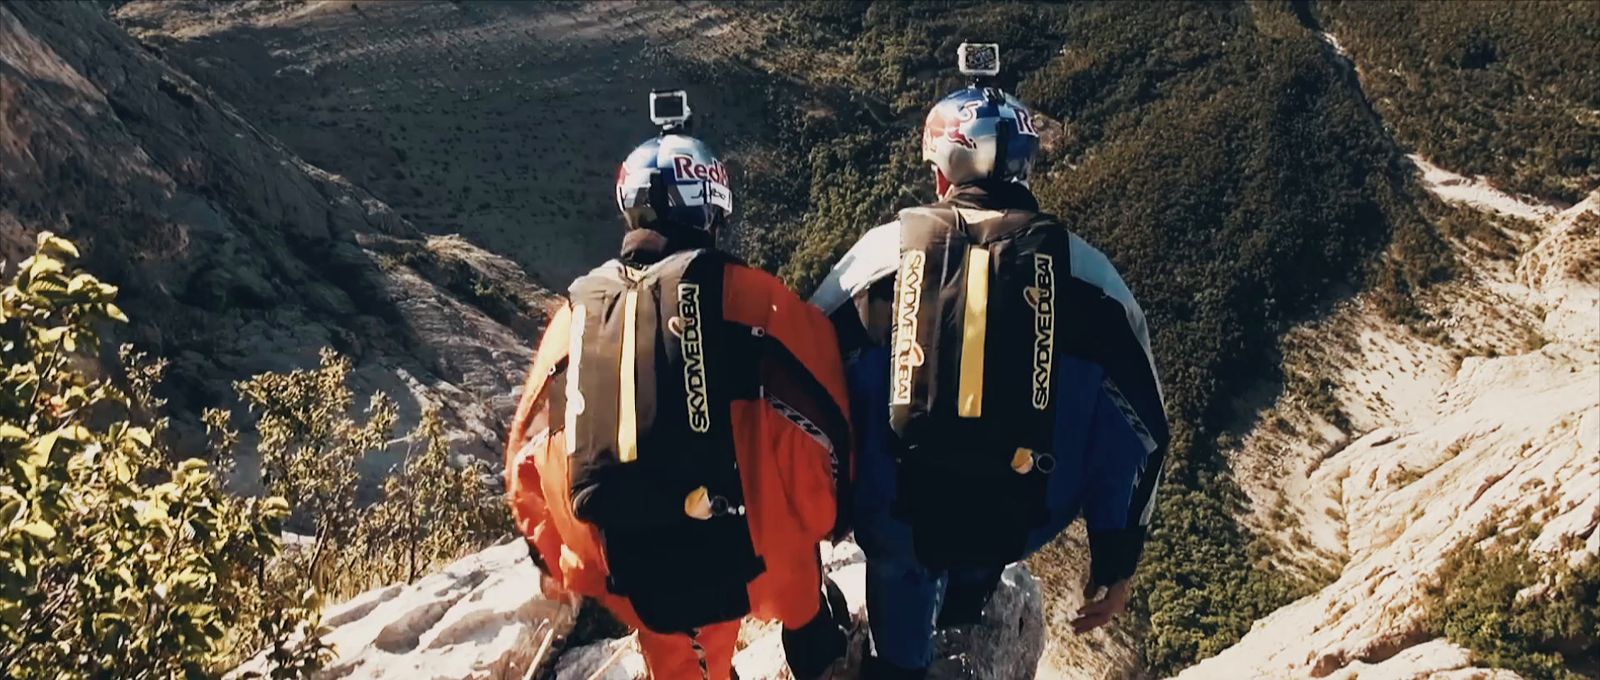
[0,1,556,483]
[1182,27,1600,672]
[1191,169,1597,679]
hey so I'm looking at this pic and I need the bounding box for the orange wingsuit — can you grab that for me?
[506,264,851,680]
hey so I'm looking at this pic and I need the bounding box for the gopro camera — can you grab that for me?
[650,89,691,129]
[958,42,1001,78]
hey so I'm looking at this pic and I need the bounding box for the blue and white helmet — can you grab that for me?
[615,134,733,232]
[922,87,1041,192]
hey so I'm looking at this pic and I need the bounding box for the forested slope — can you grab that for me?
[1,0,556,474]
[1319,1,1600,203]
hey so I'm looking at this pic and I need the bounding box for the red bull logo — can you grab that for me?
[924,101,984,152]
[672,155,729,186]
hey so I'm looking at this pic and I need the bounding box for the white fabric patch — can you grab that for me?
[808,220,902,314]
[1069,233,1163,405]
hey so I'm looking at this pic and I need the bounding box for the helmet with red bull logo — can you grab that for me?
[921,87,1041,196]
[616,134,733,233]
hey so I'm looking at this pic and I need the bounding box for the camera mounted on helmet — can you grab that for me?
[958,43,1007,105]
[650,89,692,135]
[959,42,1000,81]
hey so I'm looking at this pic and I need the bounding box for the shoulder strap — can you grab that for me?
[568,259,631,299]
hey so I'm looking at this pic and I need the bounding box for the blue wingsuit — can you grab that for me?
[809,181,1169,674]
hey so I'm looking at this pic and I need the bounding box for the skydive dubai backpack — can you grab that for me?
[888,204,1071,568]
[549,248,764,633]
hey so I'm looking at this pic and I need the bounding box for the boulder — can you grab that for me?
[554,637,649,680]
[233,542,575,680]
[927,564,1045,680]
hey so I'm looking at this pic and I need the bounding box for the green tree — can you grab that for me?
[232,349,397,596]
[354,408,505,587]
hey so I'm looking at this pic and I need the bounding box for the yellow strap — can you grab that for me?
[617,290,640,463]
[958,246,989,418]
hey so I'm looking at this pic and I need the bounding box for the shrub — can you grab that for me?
[1425,526,1600,680]
[231,349,398,597]
[1,233,512,677]
[223,350,510,604]
[0,232,327,677]
[349,408,507,591]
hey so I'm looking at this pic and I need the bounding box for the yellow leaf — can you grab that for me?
[37,327,67,345]
[0,424,26,441]
[67,274,94,294]
[103,303,128,323]
[19,521,55,541]
[125,427,153,449]
[137,501,167,525]
[112,458,134,485]
[41,236,79,259]
[28,431,60,458]
[27,255,63,278]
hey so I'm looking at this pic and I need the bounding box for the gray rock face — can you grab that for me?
[274,540,1047,679]
[549,541,1045,680]
[232,542,575,680]
[928,565,1046,680]
[554,636,649,680]
[0,2,557,479]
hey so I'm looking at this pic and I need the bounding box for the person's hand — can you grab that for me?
[1071,578,1131,633]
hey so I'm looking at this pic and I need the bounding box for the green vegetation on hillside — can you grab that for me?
[712,2,1445,672]
[0,233,314,676]
[0,234,509,677]
[1425,520,1600,680]
[1320,1,1600,203]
